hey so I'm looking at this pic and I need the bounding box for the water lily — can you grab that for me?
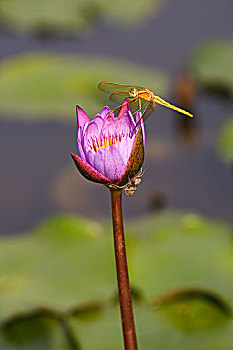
[71,101,145,187]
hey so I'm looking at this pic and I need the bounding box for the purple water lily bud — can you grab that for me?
[71,100,145,187]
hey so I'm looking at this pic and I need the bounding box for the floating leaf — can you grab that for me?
[151,288,231,332]
[0,0,91,36]
[0,0,164,36]
[0,214,115,320]
[127,211,233,303]
[100,0,164,26]
[0,307,80,350]
[217,116,233,163]
[70,305,122,350]
[0,211,233,349]
[71,303,233,350]
[191,40,233,97]
[0,53,168,122]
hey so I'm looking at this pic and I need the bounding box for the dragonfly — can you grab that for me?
[98,82,193,125]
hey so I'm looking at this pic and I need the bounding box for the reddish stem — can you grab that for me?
[110,188,138,350]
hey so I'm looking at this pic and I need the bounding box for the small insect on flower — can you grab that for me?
[98,82,193,127]
[124,168,146,196]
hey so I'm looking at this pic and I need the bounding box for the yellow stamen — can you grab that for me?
[90,134,123,152]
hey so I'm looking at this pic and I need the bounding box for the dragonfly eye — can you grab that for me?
[129,88,137,97]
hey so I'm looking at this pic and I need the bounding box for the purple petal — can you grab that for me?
[71,153,113,184]
[99,106,113,119]
[116,108,135,137]
[87,149,106,177]
[93,115,104,133]
[76,105,90,128]
[116,100,129,120]
[117,100,135,124]
[117,136,135,164]
[82,120,100,153]
[100,114,117,140]
[84,120,100,139]
[86,149,95,168]
[103,146,126,181]
[77,127,86,161]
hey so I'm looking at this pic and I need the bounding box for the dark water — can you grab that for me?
[0,0,232,233]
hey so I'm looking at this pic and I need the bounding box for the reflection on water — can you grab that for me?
[174,72,200,149]
[0,0,232,233]
[148,189,166,212]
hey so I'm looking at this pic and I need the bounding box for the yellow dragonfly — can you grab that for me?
[98,82,193,125]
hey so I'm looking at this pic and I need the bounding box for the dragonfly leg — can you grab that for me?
[131,97,141,110]
[107,105,122,117]
[134,99,156,128]
[138,98,142,110]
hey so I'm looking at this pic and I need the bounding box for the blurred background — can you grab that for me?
[0,0,232,349]
[0,0,232,233]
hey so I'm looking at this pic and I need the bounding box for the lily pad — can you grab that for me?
[100,0,164,26]
[71,303,233,350]
[0,53,168,122]
[217,116,233,163]
[127,211,233,302]
[0,211,233,349]
[0,0,91,36]
[0,0,164,36]
[2,300,233,350]
[152,288,232,332]
[0,308,78,350]
[191,40,233,97]
[0,214,115,320]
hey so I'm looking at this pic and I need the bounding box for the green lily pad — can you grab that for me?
[70,302,233,350]
[0,0,91,36]
[152,288,231,332]
[0,53,168,122]
[127,211,233,302]
[0,0,164,36]
[191,40,233,97]
[0,308,78,350]
[100,0,164,26]
[70,305,122,350]
[0,211,233,349]
[3,294,231,350]
[0,214,115,320]
[217,116,233,163]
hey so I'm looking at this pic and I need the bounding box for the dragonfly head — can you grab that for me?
[129,88,138,98]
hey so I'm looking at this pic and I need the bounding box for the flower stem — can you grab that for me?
[110,188,138,350]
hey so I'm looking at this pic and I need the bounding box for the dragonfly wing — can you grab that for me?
[141,101,156,122]
[135,100,156,127]
[98,81,144,94]
[128,99,139,110]
[138,98,152,111]
[109,93,140,113]
[109,91,129,104]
